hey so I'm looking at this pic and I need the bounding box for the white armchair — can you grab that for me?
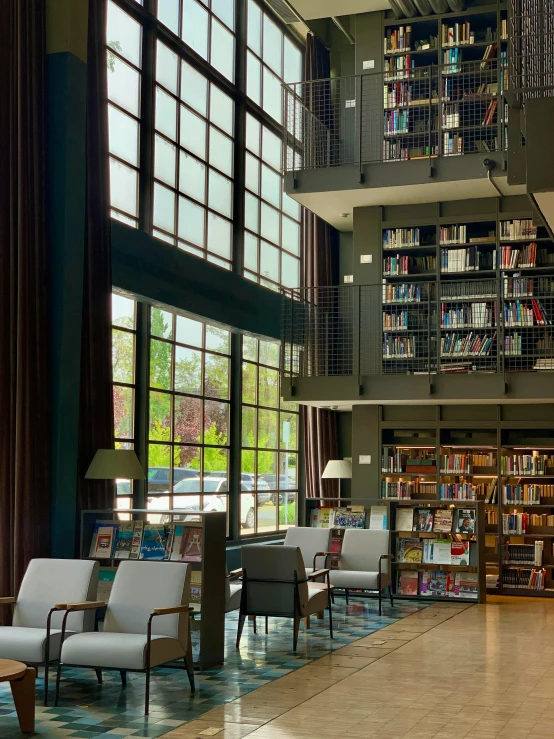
[329,530,393,615]
[54,560,194,715]
[0,558,99,705]
[283,526,333,574]
[237,545,333,651]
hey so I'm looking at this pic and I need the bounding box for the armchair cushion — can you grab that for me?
[60,631,185,671]
[339,530,390,575]
[330,570,390,591]
[284,528,332,571]
[226,583,242,614]
[0,626,67,664]
[304,583,331,617]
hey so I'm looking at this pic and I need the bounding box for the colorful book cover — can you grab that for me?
[433,509,453,533]
[190,586,202,605]
[90,522,119,558]
[413,508,434,533]
[140,524,167,560]
[173,525,203,562]
[114,522,134,560]
[451,540,470,565]
[369,506,388,530]
[422,540,433,564]
[129,521,144,560]
[331,508,366,529]
[455,508,476,534]
[397,538,423,563]
[331,534,343,555]
[317,508,333,528]
[420,570,450,597]
[431,539,452,565]
[452,572,478,598]
[397,571,419,596]
[396,508,414,532]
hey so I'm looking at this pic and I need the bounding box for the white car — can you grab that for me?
[165,477,256,529]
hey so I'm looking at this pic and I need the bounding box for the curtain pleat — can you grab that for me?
[77,0,115,513]
[302,34,340,499]
[0,1,50,618]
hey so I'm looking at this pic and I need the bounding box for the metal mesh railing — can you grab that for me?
[509,0,554,102]
[281,278,554,378]
[283,60,504,171]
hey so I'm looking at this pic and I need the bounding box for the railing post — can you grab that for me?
[428,66,433,176]
[358,75,364,183]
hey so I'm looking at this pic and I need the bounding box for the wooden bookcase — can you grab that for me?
[81,508,227,669]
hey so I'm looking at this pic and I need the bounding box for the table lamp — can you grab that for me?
[321,458,352,499]
[85,449,146,481]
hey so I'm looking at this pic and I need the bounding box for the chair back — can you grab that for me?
[103,561,190,649]
[241,545,308,617]
[284,527,332,570]
[339,530,390,574]
[13,559,99,633]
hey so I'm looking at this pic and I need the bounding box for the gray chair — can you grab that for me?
[329,529,393,615]
[54,561,194,714]
[0,558,99,705]
[225,567,242,613]
[237,545,333,651]
[283,526,333,574]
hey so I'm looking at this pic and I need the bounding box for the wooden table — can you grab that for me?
[0,659,36,732]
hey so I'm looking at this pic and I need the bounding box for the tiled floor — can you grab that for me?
[0,597,428,739]
[161,597,554,739]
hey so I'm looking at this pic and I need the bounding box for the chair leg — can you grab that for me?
[328,590,334,640]
[305,615,310,629]
[236,611,246,648]
[378,587,382,616]
[253,616,257,634]
[120,670,127,688]
[43,661,49,707]
[145,667,151,716]
[345,589,349,605]
[265,616,268,634]
[331,591,335,604]
[54,662,63,707]
[293,615,300,652]
[184,655,195,693]
[95,668,103,685]
[388,585,394,608]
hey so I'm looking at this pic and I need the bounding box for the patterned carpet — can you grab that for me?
[0,597,431,739]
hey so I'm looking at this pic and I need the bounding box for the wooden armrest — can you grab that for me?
[55,601,106,611]
[0,597,16,605]
[308,569,330,580]
[315,551,333,557]
[152,605,191,616]
[380,554,393,559]
[229,568,243,578]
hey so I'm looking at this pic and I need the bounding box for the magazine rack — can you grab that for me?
[80,509,226,669]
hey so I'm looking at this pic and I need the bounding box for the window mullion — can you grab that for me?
[139,5,156,233]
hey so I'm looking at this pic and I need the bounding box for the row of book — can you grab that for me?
[396,506,476,534]
[383,334,415,358]
[501,455,554,476]
[501,568,547,590]
[502,483,554,504]
[310,507,367,529]
[382,480,437,499]
[440,247,495,273]
[398,570,478,598]
[504,334,522,356]
[383,310,410,330]
[383,255,436,275]
[384,25,413,53]
[383,227,425,249]
[397,537,473,565]
[500,219,538,241]
[382,140,437,161]
[503,541,543,565]
[439,483,477,500]
[500,243,538,269]
[384,56,416,80]
[443,132,463,154]
[383,283,424,304]
[441,21,473,47]
[382,447,436,474]
[485,508,498,525]
[441,302,494,328]
[502,513,530,534]
[383,83,423,109]
[503,300,551,327]
[440,452,496,473]
[89,521,203,562]
[384,109,409,135]
[441,331,495,357]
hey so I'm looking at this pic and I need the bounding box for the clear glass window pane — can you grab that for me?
[260,340,280,367]
[262,67,283,124]
[175,346,202,394]
[156,41,179,94]
[241,492,256,533]
[157,0,180,35]
[179,151,206,203]
[247,0,261,54]
[174,396,202,443]
[205,353,230,399]
[282,216,300,256]
[257,492,277,533]
[261,203,280,243]
[242,362,257,403]
[110,159,138,217]
[205,325,230,354]
[176,315,204,347]
[246,52,261,106]
[280,412,297,451]
[284,37,302,84]
[178,196,205,247]
[211,19,235,83]
[112,294,135,328]
[209,87,234,136]
[149,391,171,440]
[204,400,229,444]
[262,126,282,171]
[151,308,174,339]
[108,106,139,167]
[244,232,258,271]
[181,61,208,115]
[153,182,175,233]
[107,2,142,68]
[260,240,280,282]
[114,385,134,440]
[208,170,232,218]
[279,492,296,530]
[107,55,140,117]
[245,154,260,194]
[246,114,261,156]
[283,192,301,221]
[113,329,135,383]
[258,409,278,448]
[213,0,235,30]
[155,87,177,141]
[150,342,173,390]
[207,212,232,260]
[245,193,259,233]
[258,366,279,407]
[154,135,177,187]
[209,128,233,177]
[182,0,209,59]
[263,15,282,76]
[261,165,281,208]
[281,252,300,289]
[242,406,256,446]
[180,107,207,160]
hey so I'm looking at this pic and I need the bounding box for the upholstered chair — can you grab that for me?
[283,526,333,574]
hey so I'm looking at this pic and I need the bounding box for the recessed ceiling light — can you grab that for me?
[339,213,349,218]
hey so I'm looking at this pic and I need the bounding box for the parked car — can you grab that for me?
[258,475,297,504]
[240,473,272,505]
[147,467,199,492]
[202,481,256,530]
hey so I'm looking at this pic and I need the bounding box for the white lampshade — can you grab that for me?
[321,459,352,479]
[85,449,146,480]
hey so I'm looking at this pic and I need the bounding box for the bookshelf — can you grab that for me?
[81,508,227,669]
[382,4,508,160]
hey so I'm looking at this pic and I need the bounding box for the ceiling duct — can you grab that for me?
[263,0,305,24]
[389,0,465,18]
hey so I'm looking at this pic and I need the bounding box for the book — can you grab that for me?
[397,571,419,595]
[451,540,470,565]
[331,508,367,529]
[331,533,344,555]
[396,508,414,532]
[397,538,423,563]
[97,566,116,601]
[413,508,433,532]
[311,507,333,528]
[455,508,476,534]
[433,508,453,533]
[369,506,388,530]
[129,520,144,560]
[114,522,134,560]
[140,524,167,560]
[431,539,452,565]
[172,525,203,562]
[420,570,450,597]
[452,572,478,598]
[89,522,119,558]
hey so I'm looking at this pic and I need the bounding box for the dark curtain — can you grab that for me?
[77,0,115,512]
[0,2,50,616]
[302,34,341,499]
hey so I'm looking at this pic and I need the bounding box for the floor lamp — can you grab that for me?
[321,459,352,501]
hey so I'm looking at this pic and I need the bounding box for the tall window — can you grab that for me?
[112,293,137,510]
[241,336,299,534]
[148,307,231,514]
